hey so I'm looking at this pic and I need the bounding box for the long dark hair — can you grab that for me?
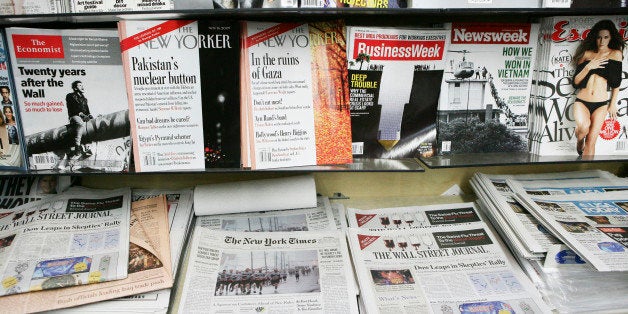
[574,19,626,63]
[3,106,14,124]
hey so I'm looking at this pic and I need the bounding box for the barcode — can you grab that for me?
[617,140,627,151]
[143,154,156,166]
[259,151,272,163]
[441,141,452,153]
[33,155,55,165]
[352,142,364,155]
[300,0,322,7]
[543,0,570,7]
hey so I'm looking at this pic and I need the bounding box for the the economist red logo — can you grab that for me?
[11,35,64,59]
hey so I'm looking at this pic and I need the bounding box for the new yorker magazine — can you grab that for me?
[6,28,131,172]
[119,20,241,172]
[241,20,352,169]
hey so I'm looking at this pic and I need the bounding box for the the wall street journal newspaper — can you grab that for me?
[347,225,550,314]
[178,229,358,313]
[56,188,193,313]
[0,188,131,297]
[514,191,628,272]
[1,195,172,312]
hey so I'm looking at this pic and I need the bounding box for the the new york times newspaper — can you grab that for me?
[179,229,358,313]
[347,224,550,313]
[0,188,131,297]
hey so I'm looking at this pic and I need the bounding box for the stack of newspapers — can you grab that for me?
[344,201,550,313]
[471,170,628,312]
[176,175,359,313]
[0,176,195,313]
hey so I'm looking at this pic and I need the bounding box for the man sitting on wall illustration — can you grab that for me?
[66,80,93,158]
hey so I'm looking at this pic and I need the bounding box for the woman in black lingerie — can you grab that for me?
[572,19,625,156]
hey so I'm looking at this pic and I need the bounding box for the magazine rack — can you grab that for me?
[0,7,626,175]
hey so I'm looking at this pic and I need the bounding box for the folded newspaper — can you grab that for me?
[2,195,173,312]
[178,229,359,313]
[347,224,551,313]
[514,191,628,272]
[196,196,336,232]
[470,170,617,256]
[51,188,193,313]
[0,187,131,297]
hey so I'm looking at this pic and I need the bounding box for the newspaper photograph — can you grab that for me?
[514,191,628,272]
[1,195,173,313]
[0,175,73,211]
[347,202,482,231]
[178,229,358,313]
[0,187,131,296]
[347,225,550,314]
[196,196,336,232]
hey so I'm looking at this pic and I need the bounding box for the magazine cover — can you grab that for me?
[437,22,539,155]
[13,0,70,14]
[119,20,241,172]
[214,0,297,8]
[6,27,131,172]
[241,20,352,169]
[533,16,628,157]
[0,30,26,170]
[347,26,449,159]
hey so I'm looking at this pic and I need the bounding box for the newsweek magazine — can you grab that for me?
[0,187,131,296]
[241,21,352,169]
[0,30,27,170]
[346,202,483,231]
[0,175,73,211]
[6,27,131,172]
[119,20,241,172]
[178,229,358,313]
[346,224,550,314]
[514,191,628,271]
[437,23,539,155]
[531,16,628,156]
[346,26,449,159]
[1,195,173,313]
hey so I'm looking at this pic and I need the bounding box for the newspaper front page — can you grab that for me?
[508,177,628,196]
[179,229,358,313]
[0,175,73,211]
[514,191,628,272]
[0,188,131,297]
[2,195,173,313]
[347,225,550,314]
